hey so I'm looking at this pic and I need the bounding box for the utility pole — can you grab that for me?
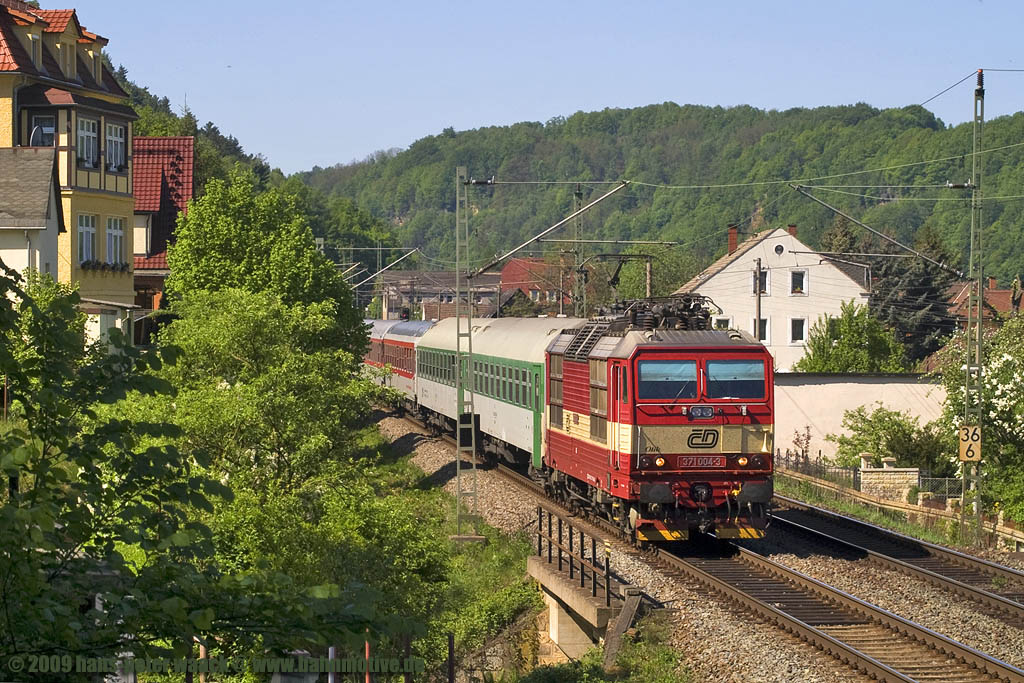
[573,184,585,317]
[645,256,653,299]
[755,257,763,341]
[961,70,985,541]
[453,166,482,542]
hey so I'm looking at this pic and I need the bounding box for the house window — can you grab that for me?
[77,118,98,167]
[713,316,732,330]
[530,290,539,301]
[105,124,126,170]
[31,114,55,146]
[790,318,808,344]
[752,269,769,295]
[790,270,807,295]
[78,214,96,263]
[106,217,124,263]
[751,317,769,343]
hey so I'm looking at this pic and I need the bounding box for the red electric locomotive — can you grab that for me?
[541,297,774,541]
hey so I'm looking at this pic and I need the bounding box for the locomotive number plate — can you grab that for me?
[678,456,726,468]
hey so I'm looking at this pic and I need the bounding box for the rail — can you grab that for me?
[656,542,1024,682]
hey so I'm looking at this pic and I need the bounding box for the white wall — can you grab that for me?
[694,229,869,371]
[0,191,60,280]
[774,374,947,460]
[133,214,151,256]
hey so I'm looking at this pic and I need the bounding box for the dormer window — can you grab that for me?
[105,123,125,171]
[55,42,67,75]
[77,117,98,168]
[28,34,40,67]
[90,49,102,83]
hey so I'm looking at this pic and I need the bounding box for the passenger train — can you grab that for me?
[364,296,775,541]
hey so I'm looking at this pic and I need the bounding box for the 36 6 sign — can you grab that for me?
[959,425,981,462]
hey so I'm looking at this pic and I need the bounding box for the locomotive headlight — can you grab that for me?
[751,455,765,468]
[655,457,666,467]
[691,406,714,419]
[639,455,653,469]
[737,456,748,467]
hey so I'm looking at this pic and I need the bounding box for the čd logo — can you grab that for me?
[687,428,719,449]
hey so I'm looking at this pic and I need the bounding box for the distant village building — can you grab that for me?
[132,136,194,344]
[0,0,138,342]
[946,277,1022,328]
[374,270,501,320]
[499,257,571,311]
[673,225,871,371]
[0,147,62,278]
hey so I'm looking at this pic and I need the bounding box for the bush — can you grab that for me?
[827,402,955,475]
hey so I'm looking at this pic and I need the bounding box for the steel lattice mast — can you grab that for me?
[453,166,481,541]
[961,70,985,539]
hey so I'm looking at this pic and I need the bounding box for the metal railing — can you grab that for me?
[918,477,963,502]
[775,449,861,490]
[536,506,616,607]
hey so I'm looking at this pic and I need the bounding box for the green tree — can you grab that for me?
[868,225,958,365]
[147,288,385,491]
[0,263,376,674]
[827,403,954,474]
[166,167,366,354]
[794,301,907,372]
[618,250,700,299]
[935,314,1024,519]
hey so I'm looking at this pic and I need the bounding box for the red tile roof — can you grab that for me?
[134,251,168,271]
[946,281,1023,323]
[133,137,194,259]
[0,0,47,16]
[133,137,194,212]
[0,3,122,94]
[0,6,38,74]
[32,8,74,33]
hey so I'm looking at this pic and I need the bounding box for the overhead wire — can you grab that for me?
[799,185,1024,203]
[919,71,978,107]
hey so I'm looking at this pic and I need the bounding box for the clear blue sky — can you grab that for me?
[74,0,1024,175]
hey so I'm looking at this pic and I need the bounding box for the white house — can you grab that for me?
[673,225,871,371]
[0,147,62,281]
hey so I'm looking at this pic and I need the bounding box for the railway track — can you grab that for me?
[771,495,1024,627]
[489,461,1024,681]
[405,414,1024,681]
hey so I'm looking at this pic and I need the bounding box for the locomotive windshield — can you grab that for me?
[637,359,697,399]
[706,359,766,399]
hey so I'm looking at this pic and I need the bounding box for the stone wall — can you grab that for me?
[858,456,919,503]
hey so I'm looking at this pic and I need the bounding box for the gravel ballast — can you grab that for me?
[742,527,1024,669]
[378,415,870,682]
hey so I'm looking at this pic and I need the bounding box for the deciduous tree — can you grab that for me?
[794,301,907,373]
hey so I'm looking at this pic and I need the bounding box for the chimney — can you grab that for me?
[727,224,738,254]
[988,276,997,290]
[787,224,798,237]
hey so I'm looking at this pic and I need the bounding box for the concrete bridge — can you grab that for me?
[526,506,646,668]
